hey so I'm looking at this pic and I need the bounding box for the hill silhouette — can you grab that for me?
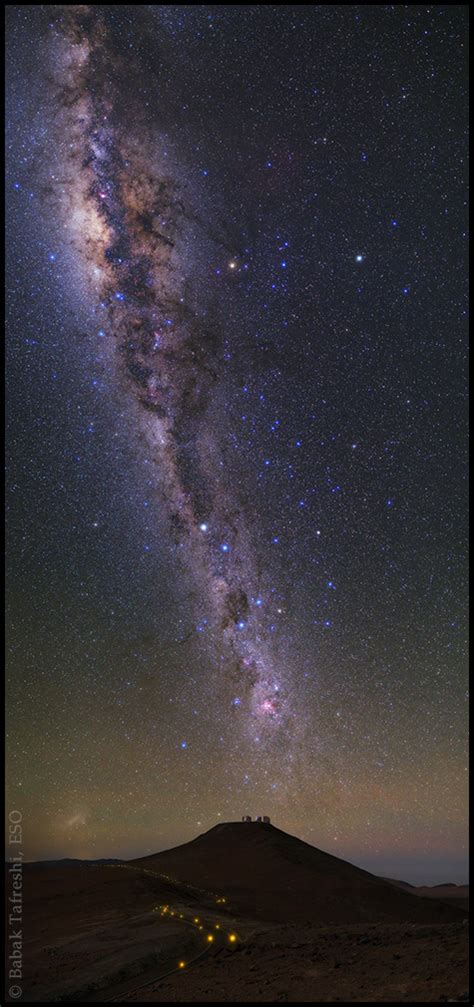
[131,821,464,925]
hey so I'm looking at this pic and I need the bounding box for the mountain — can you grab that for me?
[382,876,417,889]
[383,877,469,908]
[23,857,124,868]
[383,877,468,894]
[131,820,464,925]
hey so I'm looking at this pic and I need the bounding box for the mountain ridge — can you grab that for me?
[129,821,466,925]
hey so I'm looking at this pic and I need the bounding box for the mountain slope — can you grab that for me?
[131,821,464,925]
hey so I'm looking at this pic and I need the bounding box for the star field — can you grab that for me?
[6,4,468,884]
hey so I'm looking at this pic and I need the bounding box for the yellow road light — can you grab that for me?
[194,917,199,923]
[207,934,214,942]
[178,961,186,969]
[229,933,237,943]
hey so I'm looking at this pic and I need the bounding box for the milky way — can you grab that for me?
[52,5,291,745]
[7,4,468,877]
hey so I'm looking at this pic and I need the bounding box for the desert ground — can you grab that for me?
[7,823,469,1003]
[125,920,469,1003]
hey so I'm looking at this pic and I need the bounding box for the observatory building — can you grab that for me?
[241,814,271,823]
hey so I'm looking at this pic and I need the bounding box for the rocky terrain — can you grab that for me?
[7,823,469,1003]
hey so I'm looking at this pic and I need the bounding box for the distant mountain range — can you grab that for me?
[382,876,469,908]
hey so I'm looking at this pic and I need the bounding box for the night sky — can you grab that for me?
[6,5,468,884]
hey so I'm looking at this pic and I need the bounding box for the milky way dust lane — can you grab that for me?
[50,5,297,756]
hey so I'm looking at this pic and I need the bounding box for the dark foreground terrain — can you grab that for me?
[7,823,469,1003]
[126,920,469,1003]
